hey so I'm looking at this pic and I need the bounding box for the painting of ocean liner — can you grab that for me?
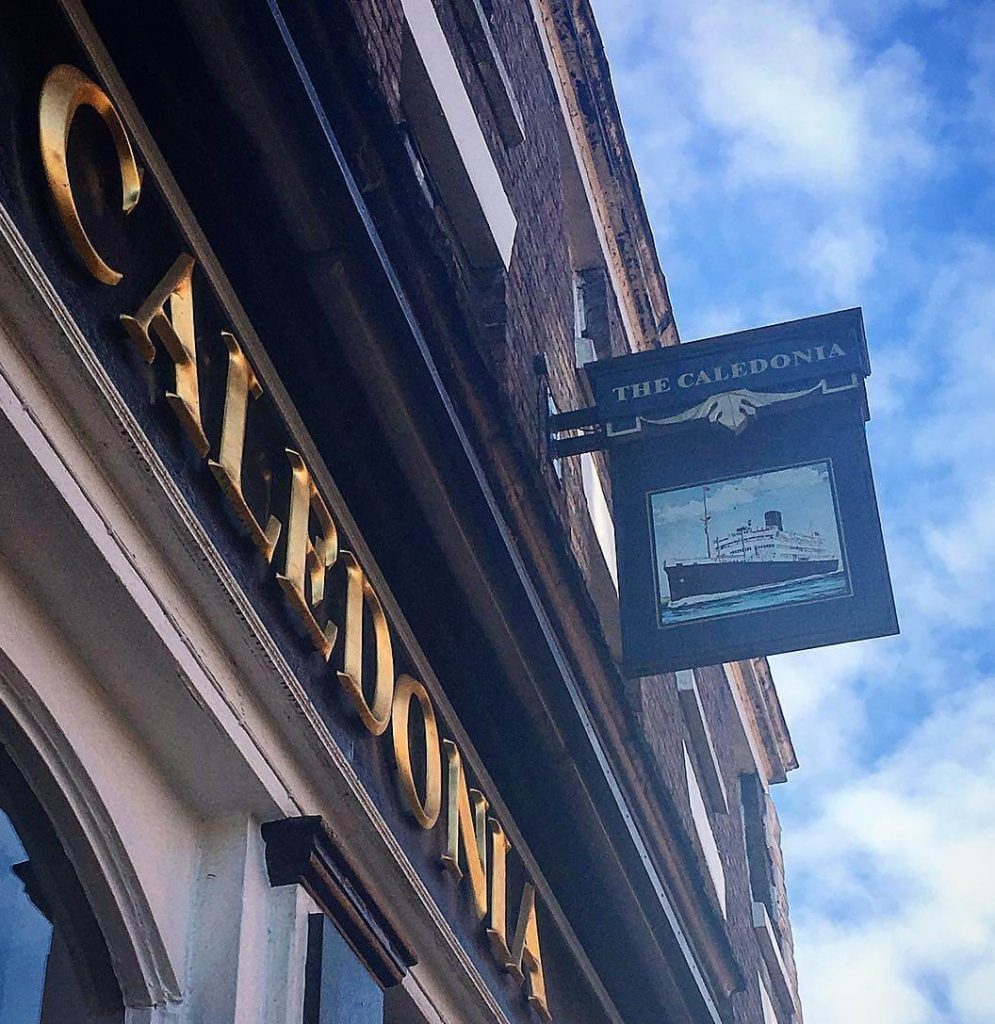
[650,462,850,626]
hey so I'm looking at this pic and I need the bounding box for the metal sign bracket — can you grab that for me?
[547,406,608,458]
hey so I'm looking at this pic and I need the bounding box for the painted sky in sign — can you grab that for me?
[591,1,995,1021]
[651,463,843,594]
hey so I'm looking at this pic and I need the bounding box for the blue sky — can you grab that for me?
[592,1,995,1020]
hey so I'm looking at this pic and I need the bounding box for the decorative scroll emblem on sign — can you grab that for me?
[607,377,861,437]
[583,310,898,676]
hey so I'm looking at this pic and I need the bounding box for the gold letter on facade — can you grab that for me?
[508,883,551,1020]
[39,64,141,286]
[391,674,441,829]
[441,740,488,921]
[120,254,209,456]
[486,819,513,961]
[337,553,394,735]
[208,332,281,561]
[276,449,338,659]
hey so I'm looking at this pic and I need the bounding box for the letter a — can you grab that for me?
[121,254,209,456]
[507,883,551,1021]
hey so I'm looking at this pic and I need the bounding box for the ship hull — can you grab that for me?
[664,558,839,602]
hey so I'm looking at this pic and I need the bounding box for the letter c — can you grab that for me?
[39,64,141,285]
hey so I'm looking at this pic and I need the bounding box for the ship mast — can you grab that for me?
[701,485,712,559]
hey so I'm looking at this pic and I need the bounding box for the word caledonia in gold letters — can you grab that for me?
[38,63,549,1018]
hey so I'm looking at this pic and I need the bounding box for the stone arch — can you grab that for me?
[0,653,181,1016]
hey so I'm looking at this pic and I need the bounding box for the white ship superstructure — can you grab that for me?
[664,505,840,602]
[714,510,832,563]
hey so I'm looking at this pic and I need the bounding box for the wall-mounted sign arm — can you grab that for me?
[547,406,607,458]
[548,406,599,432]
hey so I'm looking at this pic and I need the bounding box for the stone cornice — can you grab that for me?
[537,0,679,352]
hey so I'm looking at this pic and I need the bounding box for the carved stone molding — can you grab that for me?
[0,658,181,1008]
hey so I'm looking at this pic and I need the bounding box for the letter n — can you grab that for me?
[441,740,488,921]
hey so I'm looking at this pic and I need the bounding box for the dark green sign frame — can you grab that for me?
[587,310,898,675]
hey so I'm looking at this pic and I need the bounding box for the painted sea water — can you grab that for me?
[660,569,850,625]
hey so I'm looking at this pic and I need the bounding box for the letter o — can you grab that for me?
[770,353,791,370]
[39,65,142,285]
[391,674,442,830]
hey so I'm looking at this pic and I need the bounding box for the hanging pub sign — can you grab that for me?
[582,308,898,676]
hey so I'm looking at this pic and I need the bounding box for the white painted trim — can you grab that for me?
[0,652,181,1008]
[264,885,311,1024]
[184,815,304,1024]
[683,743,726,916]
[401,0,517,267]
[0,184,521,1024]
[0,234,295,816]
[3,10,629,1019]
[402,964,463,1024]
[752,901,795,1016]
[580,451,617,589]
[676,670,728,813]
[759,970,781,1024]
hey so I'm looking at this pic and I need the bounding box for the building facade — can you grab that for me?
[0,2,803,1023]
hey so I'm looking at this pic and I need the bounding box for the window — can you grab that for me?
[683,743,726,915]
[303,913,437,1024]
[758,971,780,1024]
[675,670,727,813]
[741,775,797,1015]
[0,742,123,1024]
[303,914,383,1024]
[448,0,524,148]
[263,817,418,1023]
[399,0,517,269]
[740,773,775,920]
[573,274,596,367]
[571,267,613,366]
[580,452,616,587]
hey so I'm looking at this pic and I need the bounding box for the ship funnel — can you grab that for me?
[765,510,783,530]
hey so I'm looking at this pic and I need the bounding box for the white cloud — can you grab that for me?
[653,497,703,525]
[802,218,880,305]
[685,5,896,193]
[968,4,995,143]
[594,0,994,1018]
[653,465,830,526]
[688,303,749,340]
[771,239,995,1022]
[607,0,934,195]
[797,927,932,1024]
[783,683,995,1024]
[598,0,935,300]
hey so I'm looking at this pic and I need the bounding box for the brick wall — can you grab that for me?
[334,0,800,1018]
[344,0,404,116]
[698,663,800,1021]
